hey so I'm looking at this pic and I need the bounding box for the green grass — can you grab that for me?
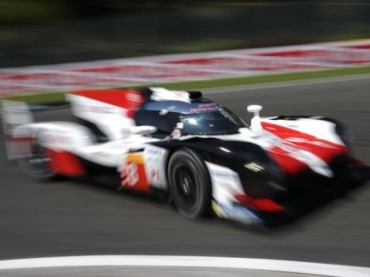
[2,91,66,105]
[3,66,370,104]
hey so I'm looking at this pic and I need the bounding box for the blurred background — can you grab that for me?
[1,0,370,68]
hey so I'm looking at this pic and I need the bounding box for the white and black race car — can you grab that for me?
[2,87,369,225]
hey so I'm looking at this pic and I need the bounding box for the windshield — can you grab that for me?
[179,107,247,135]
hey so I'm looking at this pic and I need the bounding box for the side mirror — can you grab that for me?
[247,104,262,115]
[130,125,157,135]
[247,105,263,131]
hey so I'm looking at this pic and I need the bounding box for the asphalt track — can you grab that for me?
[0,77,369,269]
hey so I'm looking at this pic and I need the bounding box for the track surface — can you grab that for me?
[1,77,369,266]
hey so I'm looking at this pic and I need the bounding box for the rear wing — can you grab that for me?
[1,100,33,160]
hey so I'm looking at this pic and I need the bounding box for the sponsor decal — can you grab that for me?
[120,153,149,191]
[145,147,163,160]
[143,146,168,188]
[212,201,261,224]
[190,103,218,113]
[121,162,139,187]
[244,162,264,172]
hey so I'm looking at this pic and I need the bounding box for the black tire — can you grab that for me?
[17,133,59,180]
[168,149,212,218]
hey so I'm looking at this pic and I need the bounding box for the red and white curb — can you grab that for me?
[1,39,370,97]
[0,256,369,277]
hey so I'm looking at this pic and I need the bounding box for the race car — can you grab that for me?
[2,87,369,225]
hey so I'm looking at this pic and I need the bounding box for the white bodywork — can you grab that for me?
[11,122,160,168]
[68,93,136,141]
[3,98,343,183]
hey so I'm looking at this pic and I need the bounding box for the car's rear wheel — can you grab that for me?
[17,133,58,179]
[168,149,211,218]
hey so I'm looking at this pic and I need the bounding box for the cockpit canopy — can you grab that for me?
[135,98,246,137]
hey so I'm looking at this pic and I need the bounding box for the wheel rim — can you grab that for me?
[174,164,198,208]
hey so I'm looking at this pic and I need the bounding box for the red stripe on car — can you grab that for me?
[72,89,144,117]
[261,121,347,162]
[45,149,86,176]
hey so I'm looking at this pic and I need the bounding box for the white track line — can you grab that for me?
[0,256,369,277]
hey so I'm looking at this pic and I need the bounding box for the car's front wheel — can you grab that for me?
[168,149,211,218]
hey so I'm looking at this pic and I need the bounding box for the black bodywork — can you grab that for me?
[149,136,370,226]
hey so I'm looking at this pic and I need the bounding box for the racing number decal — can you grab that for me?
[121,163,139,187]
[120,153,150,191]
